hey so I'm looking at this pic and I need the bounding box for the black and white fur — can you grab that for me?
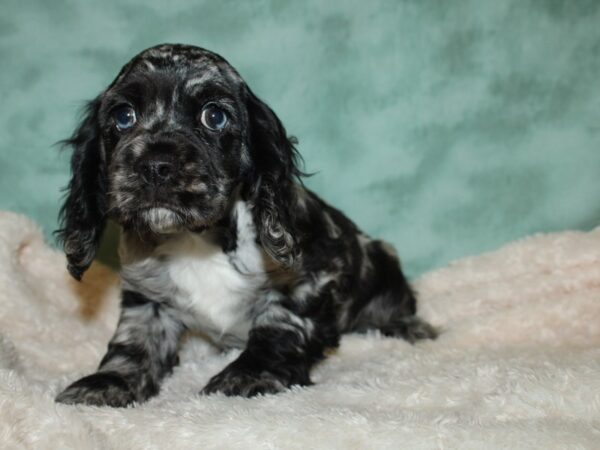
[55,44,437,406]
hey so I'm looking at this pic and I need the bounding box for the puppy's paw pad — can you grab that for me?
[56,372,136,407]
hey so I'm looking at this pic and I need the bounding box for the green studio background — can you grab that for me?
[1,0,599,277]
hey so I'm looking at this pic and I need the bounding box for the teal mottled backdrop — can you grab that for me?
[1,0,599,276]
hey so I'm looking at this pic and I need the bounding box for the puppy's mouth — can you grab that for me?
[130,205,211,235]
[110,182,231,234]
[139,206,183,234]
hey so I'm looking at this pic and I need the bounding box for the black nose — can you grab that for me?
[140,160,174,184]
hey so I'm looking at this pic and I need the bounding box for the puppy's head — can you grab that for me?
[58,44,301,280]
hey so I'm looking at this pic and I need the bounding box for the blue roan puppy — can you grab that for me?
[56,44,437,406]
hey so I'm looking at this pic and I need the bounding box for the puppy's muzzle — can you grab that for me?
[135,140,180,186]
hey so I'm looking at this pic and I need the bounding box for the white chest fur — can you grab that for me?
[121,201,268,347]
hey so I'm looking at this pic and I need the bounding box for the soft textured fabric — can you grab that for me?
[0,211,598,449]
[1,0,600,276]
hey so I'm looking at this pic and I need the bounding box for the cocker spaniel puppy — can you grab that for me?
[55,44,437,407]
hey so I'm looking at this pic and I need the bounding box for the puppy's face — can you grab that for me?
[98,45,249,233]
[59,44,299,279]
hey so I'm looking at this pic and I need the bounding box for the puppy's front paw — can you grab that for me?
[201,366,287,397]
[56,372,136,407]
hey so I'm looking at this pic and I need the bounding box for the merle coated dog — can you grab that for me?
[55,44,437,407]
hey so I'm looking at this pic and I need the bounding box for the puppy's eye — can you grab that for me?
[200,104,228,131]
[113,106,136,131]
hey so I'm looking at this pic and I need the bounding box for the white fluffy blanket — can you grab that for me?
[0,211,598,449]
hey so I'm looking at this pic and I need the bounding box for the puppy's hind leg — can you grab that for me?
[349,240,438,343]
[351,292,438,343]
[56,290,184,407]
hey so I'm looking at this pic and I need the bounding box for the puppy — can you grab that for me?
[55,44,436,406]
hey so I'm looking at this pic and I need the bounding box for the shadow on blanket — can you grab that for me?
[16,224,118,322]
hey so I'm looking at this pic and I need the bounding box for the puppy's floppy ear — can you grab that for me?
[245,88,303,268]
[56,97,108,280]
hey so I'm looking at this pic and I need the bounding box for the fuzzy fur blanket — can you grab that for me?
[0,211,598,449]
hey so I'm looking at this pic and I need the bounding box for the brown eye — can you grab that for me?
[200,103,228,130]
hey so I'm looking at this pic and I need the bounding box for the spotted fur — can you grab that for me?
[55,44,436,407]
